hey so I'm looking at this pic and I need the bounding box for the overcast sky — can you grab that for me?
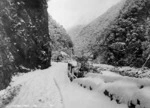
[48,0,121,29]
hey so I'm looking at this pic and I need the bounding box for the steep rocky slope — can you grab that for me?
[0,0,51,90]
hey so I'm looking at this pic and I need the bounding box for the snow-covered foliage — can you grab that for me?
[74,77,104,90]
[0,62,129,108]
[68,60,78,67]
[74,69,150,108]
[93,63,150,78]
[49,15,73,56]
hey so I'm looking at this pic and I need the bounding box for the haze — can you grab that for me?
[48,0,121,29]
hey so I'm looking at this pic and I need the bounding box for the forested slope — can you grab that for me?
[49,16,73,56]
[73,0,150,68]
[73,0,125,55]
[67,25,85,44]
[97,0,150,67]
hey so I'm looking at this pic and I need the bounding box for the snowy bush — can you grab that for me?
[100,80,138,105]
[74,73,150,108]
[132,87,150,108]
[74,77,104,90]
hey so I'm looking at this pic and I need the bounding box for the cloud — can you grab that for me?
[48,0,121,29]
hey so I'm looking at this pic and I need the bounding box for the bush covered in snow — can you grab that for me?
[74,72,150,108]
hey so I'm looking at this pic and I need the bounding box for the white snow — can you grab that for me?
[3,62,150,108]
[68,60,78,67]
[60,51,68,56]
[0,90,5,96]
[74,77,105,90]
[0,62,128,108]
[93,64,114,69]
[5,63,64,108]
[132,87,150,108]
[101,70,121,77]
[100,80,138,104]
[74,66,150,108]
[61,83,127,108]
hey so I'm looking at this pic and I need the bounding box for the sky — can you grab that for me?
[48,0,121,30]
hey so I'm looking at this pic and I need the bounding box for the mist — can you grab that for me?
[48,0,121,29]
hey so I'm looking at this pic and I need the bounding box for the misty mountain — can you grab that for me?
[67,25,85,43]
[73,0,150,68]
[73,0,125,55]
[49,16,73,56]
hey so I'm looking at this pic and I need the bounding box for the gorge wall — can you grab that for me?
[0,0,51,90]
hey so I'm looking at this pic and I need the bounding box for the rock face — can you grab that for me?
[0,0,51,90]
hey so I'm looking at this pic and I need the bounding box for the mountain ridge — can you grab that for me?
[73,0,125,54]
[71,0,150,68]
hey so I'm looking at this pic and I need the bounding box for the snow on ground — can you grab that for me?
[1,63,64,108]
[74,66,150,108]
[74,77,105,90]
[61,83,127,108]
[0,62,128,108]
[93,64,114,69]
[101,70,121,77]
[100,80,138,104]
[132,87,150,107]
[53,63,127,108]
[93,63,150,78]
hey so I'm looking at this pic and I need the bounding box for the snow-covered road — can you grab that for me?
[5,63,64,108]
[3,62,127,108]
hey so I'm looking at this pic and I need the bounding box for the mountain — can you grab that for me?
[67,25,85,43]
[73,0,150,68]
[0,0,51,90]
[98,0,150,67]
[73,0,125,55]
[49,16,73,56]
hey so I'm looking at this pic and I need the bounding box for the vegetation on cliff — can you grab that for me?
[0,0,51,90]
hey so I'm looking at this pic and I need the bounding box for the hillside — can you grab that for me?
[49,16,73,56]
[73,0,125,55]
[73,0,150,68]
[97,0,150,67]
[67,25,85,43]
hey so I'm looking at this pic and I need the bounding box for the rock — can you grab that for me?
[0,0,51,90]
